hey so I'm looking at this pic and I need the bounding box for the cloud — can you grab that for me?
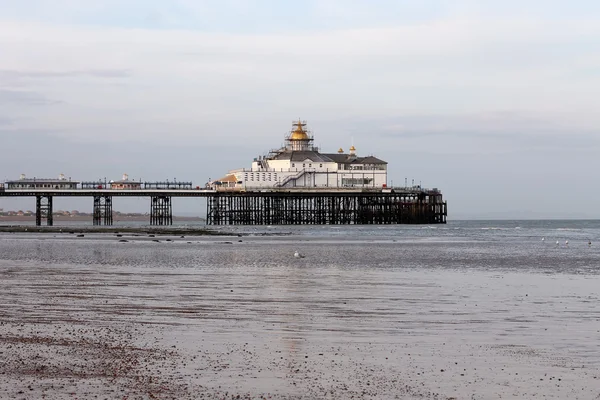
[0,69,132,80]
[0,89,63,106]
[0,5,599,155]
[0,117,13,126]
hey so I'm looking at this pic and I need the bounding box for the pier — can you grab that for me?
[0,120,448,226]
[0,187,446,226]
[206,190,446,225]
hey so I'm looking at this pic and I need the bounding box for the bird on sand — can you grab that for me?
[294,251,305,258]
[556,240,559,246]
[542,237,545,242]
[565,240,569,246]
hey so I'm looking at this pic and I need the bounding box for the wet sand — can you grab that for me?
[0,225,227,236]
[0,233,599,399]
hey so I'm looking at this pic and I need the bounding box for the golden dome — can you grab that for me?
[337,147,344,153]
[289,119,310,141]
[349,145,356,151]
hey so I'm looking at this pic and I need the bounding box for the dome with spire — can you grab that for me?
[286,119,314,151]
[289,119,310,141]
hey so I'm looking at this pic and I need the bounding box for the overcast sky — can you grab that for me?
[1,0,599,218]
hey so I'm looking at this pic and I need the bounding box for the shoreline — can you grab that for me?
[0,225,232,236]
[0,215,204,222]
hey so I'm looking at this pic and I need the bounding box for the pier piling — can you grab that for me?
[35,195,53,226]
[93,196,113,226]
[150,196,173,225]
[206,192,446,225]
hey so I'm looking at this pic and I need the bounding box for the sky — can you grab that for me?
[1,0,599,218]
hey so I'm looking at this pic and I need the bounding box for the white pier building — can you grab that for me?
[211,120,388,191]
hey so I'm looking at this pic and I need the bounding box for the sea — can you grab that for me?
[0,219,599,399]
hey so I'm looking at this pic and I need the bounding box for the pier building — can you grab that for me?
[210,120,388,190]
[109,174,142,190]
[6,174,79,190]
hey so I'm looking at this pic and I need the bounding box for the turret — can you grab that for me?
[286,119,313,151]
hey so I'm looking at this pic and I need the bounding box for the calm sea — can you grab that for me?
[0,220,599,275]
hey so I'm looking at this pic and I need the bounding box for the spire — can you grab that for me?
[288,118,311,146]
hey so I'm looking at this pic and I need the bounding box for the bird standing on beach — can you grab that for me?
[294,251,305,259]
[542,237,545,242]
[565,240,569,246]
[556,240,559,246]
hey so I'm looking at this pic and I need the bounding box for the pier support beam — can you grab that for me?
[35,195,53,226]
[150,196,173,225]
[206,192,447,225]
[93,196,113,225]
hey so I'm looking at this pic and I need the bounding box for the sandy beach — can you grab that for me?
[0,225,599,399]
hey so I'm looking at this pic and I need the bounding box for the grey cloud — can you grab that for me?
[0,117,13,126]
[0,69,132,80]
[344,113,600,151]
[0,89,63,106]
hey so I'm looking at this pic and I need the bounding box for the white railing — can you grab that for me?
[274,169,309,188]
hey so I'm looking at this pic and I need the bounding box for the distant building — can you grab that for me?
[6,173,79,189]
[110,174,142,190]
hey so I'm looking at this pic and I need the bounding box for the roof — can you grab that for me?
[322,154,387,164]
[357,155,387,165]
[6,179,80,184]
[270,151,334,163]
[111,180,141,185]
[213,174,238,183]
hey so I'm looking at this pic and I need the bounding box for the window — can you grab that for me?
[303,164,305,168]
[319,164,323,168]
[292,163,295,167]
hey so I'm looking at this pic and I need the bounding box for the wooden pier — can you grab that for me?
[0,188,447,226]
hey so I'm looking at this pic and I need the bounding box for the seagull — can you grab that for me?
[588,241,592,247]
[294,251,305,259]
[542,237,545,242]
[565,240,569,246]
[556,240,559,246]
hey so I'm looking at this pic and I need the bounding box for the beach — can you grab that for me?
[0,221,599,399]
